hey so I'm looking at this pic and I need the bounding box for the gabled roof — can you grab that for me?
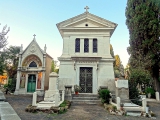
[21,38,45,55]
[57,11,118,36]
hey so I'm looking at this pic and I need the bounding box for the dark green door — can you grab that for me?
[27,74,36,92]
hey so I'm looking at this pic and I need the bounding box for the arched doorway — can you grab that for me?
[27,74,36,92]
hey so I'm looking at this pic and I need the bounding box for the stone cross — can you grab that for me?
[33,34,36,39]
[84,6,89,12]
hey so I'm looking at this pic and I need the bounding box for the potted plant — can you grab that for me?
[74,85,81,95]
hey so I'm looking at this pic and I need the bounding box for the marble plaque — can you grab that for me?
[117,80,128,88]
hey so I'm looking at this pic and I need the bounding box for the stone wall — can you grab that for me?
[44,55,52,90]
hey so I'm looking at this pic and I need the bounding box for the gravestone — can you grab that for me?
[115,80,129,102]
[44,72,60,102]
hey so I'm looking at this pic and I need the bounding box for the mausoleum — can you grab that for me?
[14,35,52,95]
[57,7,118,93]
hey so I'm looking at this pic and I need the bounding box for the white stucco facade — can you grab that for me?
[57,11,117,93]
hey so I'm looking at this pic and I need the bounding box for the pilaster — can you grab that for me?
[62,36,69,56]
[89,38,92,55]
[41,71,45,90]
[14,70,21,95]
[80,38,84,54]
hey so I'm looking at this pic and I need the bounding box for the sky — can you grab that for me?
[0,0,129,67]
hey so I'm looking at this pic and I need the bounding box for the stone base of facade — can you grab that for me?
[14,89,44,96]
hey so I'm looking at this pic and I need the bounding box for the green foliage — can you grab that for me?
[98,89,111,104]
[59,100,67,107]
[59,109,67,114]
[4,78,16,92]
[3,84,8,89]
[114,70,120,78]
[129,79,139,99]
[126,0,160,91]
[0,54,5,75]
[145,87,155,98]
[129,68,152,85]
[114,55,125,78]
[145,87,155,94]
[25,105,37,113]
[112,105,117,111]
[129,68,152,100]
[2,46,20,78]
[51,60,55,72]
[74,85,81,92]
[51,60,59,73]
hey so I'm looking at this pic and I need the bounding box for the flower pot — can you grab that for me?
[115,78,119,81]
[75,91,79,95]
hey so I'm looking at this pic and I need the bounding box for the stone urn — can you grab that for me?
[148,93,151,98]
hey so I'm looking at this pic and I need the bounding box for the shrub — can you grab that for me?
[145,87,155,98]
[129,68,152,100]
[98,89,111,104]
[114,70,120,78]
[4,78,16,93]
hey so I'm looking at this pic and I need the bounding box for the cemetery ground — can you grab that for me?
[4,94,159,120]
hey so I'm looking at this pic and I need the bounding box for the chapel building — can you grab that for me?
[14,35,52,95]
[57,7,117,93]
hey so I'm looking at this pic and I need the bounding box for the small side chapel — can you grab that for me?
[14,35,52,96]
[57,7,118,93]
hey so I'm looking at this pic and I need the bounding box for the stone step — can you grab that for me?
[71,93,100,104]
[71,99,101,104]
[72,93,98,97]
[0,90,6,101]
[73,97,99,100]
[39,101,55,104]
[126,111,142,116]
[36,106,52,109]
[123,106,142,112]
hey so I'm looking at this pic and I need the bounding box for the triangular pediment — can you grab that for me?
[22,39,44,55]
[57,12,117,28]
[66,18,110,28]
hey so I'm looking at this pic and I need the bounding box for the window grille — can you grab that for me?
[29,61,37,67]
[84,38,89,52]
[75,38,80,52]
[93,39,97,53]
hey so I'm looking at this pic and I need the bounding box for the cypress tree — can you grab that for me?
[126,0,160,91]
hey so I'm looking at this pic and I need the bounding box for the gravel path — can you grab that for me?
[4,94,158,120]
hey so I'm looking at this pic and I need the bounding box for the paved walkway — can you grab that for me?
[0,102,21,120]
[0,90,20,120]
[4,94,156,120]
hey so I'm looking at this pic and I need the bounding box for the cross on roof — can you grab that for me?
[84,6,89,12]
[33,34,36,39]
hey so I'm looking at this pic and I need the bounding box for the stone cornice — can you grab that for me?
[57,12,118,37]
[71,57,102,61]
[57,12,117,28]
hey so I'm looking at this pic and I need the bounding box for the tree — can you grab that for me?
[0,24,10,75]
[126,0,160,91]
[114,55,121,69]
[0,24,10,50]
[51,60,59,73]
[2,46,20,78]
